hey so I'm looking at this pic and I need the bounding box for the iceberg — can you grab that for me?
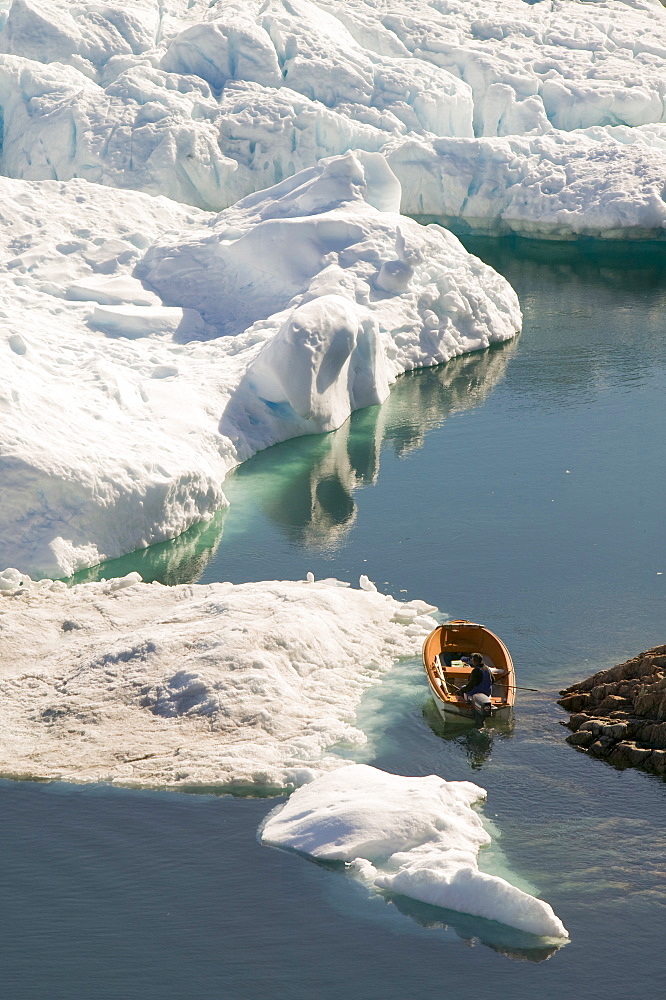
[0,0,664,226]
[389,129,666,239]
[0,571,436,788]
[260,763,569,940]
[0,153,519,578]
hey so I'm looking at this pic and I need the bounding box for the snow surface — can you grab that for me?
[0,570,437,787]
[0,153,520,578]
[261,763,569,939]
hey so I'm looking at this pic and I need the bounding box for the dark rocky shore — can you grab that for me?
[558,645,666,776]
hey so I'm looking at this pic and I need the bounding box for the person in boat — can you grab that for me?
[457,653,493,706]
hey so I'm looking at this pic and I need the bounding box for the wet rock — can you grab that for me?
[607,742,651,767]
[646,749,666,775]
[597,694,632,715]
[567,713,589,732]
[635,722,666,750]
[588,738,611,758]
[558,644,666,778]
[566,730,594,748]
[558,691,593,713]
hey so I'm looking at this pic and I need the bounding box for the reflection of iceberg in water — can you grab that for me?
[232,339,517,551]
[381,338,517,460]
[385,892,563,963]
[259,418,377,551]
[69,508,227,586]
[71,339,516,579]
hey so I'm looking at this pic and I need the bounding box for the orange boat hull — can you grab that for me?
[422,621,515,722]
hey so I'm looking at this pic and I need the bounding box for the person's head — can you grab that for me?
[471,653,484,667]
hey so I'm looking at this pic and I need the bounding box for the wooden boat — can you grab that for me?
[422,621,515,723]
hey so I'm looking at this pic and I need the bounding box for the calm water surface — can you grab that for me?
[3,238,665,998]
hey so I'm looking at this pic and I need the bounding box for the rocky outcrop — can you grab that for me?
[558,645,666,777]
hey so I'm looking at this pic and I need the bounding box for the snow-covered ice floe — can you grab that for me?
[0,152,519,578]
[0,570,437,788]
[261,763,569,941]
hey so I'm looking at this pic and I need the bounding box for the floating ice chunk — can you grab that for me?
[0,151,520,577]
[142,149,519,445]
[262,765,489,861]
[0,567,30,592]
[261,764,569,939]
[0,174,229,578]
[0,151,518,577]
[391,599,438,622]
[376,847,568,939]
[389,132,666,240]
[103,571,142,592]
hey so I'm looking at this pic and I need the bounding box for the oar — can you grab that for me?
[449,683,541,694]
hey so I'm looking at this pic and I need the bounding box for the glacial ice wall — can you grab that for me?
[389,128,666,238]
[0,0,663,234]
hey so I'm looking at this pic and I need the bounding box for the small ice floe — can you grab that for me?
[261,764,569,942]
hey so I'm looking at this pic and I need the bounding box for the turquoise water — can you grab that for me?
[5,237,666,997]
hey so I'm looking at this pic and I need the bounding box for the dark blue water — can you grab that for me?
[5,238,666,998]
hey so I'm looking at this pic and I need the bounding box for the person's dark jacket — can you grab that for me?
[459,665,492,696]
